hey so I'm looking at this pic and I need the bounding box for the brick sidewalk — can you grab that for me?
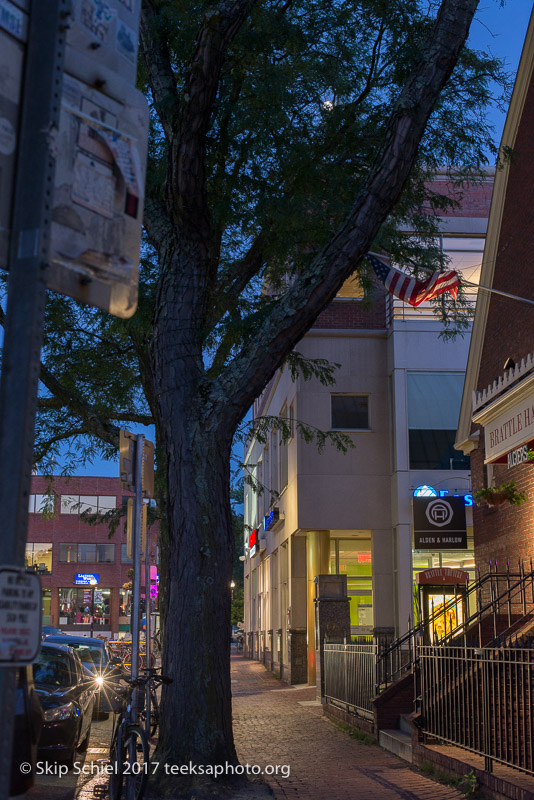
[232,655,465,800]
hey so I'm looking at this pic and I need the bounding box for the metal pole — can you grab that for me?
[144,521,151,735]
[130,435,144,692]
[0,3,67,798]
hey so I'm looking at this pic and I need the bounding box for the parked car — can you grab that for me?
[44,635,123,717]
[10,666,44,796]
[41,626,64,638]
[33,642,96,768]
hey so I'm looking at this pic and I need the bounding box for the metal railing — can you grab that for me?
[377,563,534,690]
[324,642,377,719]
[418,643,534,775]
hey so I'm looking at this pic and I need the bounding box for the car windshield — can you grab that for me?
[33,650,73,688]
[67,643,104,667]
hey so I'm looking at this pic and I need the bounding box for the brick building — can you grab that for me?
[455,16,534,570]
[27,475,159,638]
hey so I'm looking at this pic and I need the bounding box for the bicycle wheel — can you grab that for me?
[109,726,124,800]
[122,724,149,800]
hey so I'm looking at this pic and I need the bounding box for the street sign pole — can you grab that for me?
[145,523,151,735]
[130,435,144,687]
[0,3,67,797]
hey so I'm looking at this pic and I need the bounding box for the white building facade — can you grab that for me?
[243,174,493,685]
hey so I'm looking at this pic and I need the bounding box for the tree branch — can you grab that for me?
[207,233,266,329]
[169,0,259,231]
[39,364,121,448]
[140,0,181,141]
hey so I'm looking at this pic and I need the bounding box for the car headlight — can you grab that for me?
[44,702,75,722]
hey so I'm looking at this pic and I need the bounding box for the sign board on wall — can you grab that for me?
[74,573,99,585]
[413,496,467,549]
[0,568,41,665]
[476,387,534,464]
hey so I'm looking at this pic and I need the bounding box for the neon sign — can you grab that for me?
[413,486,473,507]
[74,573,99,585]
[249,528,258,558]
[263,508,280,531]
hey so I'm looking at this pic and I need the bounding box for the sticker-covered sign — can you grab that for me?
[47,73,148,317]
[0,568,41,666]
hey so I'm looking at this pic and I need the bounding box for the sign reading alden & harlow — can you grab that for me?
[413,496,467,550]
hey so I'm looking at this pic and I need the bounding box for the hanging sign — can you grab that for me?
[413,496,467,549]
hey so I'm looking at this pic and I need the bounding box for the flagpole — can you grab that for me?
[461,279,534,307]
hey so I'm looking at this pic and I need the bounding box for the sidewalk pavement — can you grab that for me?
[232,654,465,800]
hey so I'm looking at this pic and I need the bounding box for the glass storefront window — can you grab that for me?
[25,543,52,573]
[58,587,111,626]
[332,538,373,632]
[412,536,476,623]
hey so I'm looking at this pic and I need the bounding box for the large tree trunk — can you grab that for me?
[149,245,239,794]
[154,412,237,786]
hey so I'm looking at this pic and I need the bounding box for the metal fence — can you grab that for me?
[419,644,534,775]
[323,643,377,719]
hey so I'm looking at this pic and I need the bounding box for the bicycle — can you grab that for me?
[109,671,172,800]
[138,667,163,737]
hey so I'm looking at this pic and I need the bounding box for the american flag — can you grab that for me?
[367,253,460,307]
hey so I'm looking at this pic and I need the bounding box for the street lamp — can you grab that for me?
[230,580,235,601]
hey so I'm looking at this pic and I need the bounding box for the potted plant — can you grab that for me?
[474,481,527,507]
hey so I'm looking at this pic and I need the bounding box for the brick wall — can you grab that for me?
[312,292,386,330]
[470,77,534,571]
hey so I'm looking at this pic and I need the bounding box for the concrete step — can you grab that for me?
[379,729,413,763]
[399,714,412,735]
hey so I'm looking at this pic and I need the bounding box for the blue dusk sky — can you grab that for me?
[53,1,533,478]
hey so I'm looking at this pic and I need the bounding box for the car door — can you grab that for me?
[73,655,95,742]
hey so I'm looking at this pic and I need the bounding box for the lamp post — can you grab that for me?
[230,580,235,602]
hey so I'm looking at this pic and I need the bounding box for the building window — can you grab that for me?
[289,402,295,439]
[279,403,288,492]
[58,587,111,626]
[78,544,97,563]
[59,543,78,563]
[96,544,115,563]
[121,543,133,564]
[59,543,115,563]
[25,543,52,573]
[60,495,117,515]
[28,494,52,513]
[336,272,365,298]
[331,395,369,430]
[407,372,469,470]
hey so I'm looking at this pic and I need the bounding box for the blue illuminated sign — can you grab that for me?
[263,508,280,531]
[74,573,99,585]
[413,486,472,507]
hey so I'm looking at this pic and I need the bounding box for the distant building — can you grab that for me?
[244,172,493,685]
[28,476,158,638]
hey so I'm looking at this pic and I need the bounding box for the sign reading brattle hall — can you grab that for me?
[413,496,467,550]
[475,387,534,464]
